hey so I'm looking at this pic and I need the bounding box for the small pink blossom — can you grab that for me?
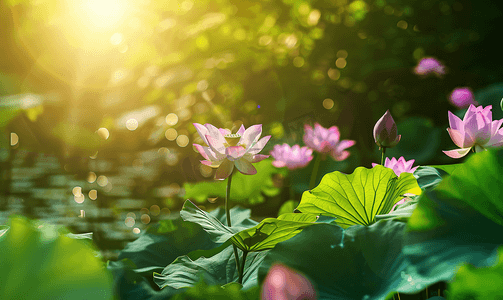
[443,104,503,158]
[373,110,401,149]
[303,123,355,161]
[449,87,478,109]
[193,123,271,179]
[414,57,446,77]
[372,157,418,177]
[261,263,316,300]
[270,144,313,170]
[389,193,416,213]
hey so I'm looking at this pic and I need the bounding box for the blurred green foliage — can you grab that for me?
[1,0,502,166]
[183,159,287,205]
[0,216,114,300]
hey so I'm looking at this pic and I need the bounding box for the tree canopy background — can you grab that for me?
[1,0,503,181]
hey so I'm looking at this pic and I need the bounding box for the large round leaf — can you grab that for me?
[297,165,420,228]
[405,149,503,290]
[153,243,268,291]
[258,220,421,300]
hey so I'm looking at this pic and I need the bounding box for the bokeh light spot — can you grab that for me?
[165,128,178,141]
[293,56,305,68]
[165,113,179,126]
[74,194,85,204]
[97,128,110,140]
[87,172,97,183]
[97,175,108,187]
[336,58,347,69]
[72,186,82,196]
[10,133,18,146]
[337,50,348,59]
[161,208,171,216]
[307,9,321,26]
[328,68,341,80]
[126,118,138,130]
[397,20,408,29]
[141,214,151,224]
[89,189,98,200]
[125,217,135,227]
[323,98,335,110]
[176,135,189,147]
[133,227,141,234]
[199,164,213,177]
[150,205,161,216]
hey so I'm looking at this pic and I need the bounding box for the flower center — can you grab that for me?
[224,134,242,147]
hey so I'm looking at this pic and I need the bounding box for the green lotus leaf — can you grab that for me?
[405,149,503,290]
[180,200,256,243]
[448,246,503,300]
[170,279,260,300]
[183,159,287,204]
[108,206,256,299]
[231,213,321,252]
[297,165,420,228]
[409,149,503,231]
[0,216,113,300]
[153,243,268,291]
[413,166,446,191]
[258,220,425,300]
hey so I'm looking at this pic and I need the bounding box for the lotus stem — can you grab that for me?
[226,172,233,227]
[226,172,241,276]
[309,153,322,190]
[238,250,248,284]
[381,147,387,166]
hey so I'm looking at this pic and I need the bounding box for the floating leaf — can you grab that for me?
[297,166,420,228]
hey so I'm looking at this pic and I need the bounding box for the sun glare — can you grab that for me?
[78,0,129,30]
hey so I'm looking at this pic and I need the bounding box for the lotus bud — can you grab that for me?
[373,110,401,149]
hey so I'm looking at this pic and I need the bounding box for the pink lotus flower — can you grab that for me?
[443,104,503,158]
[270,144,313,170]
[261,263,316,300]
[389,193,416,213]
[373,110,401,149]
[414,57,446,77]
[372,157,418,177]
[303,123,355,161]
[193,123,271,179]
[449,87,478,108]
